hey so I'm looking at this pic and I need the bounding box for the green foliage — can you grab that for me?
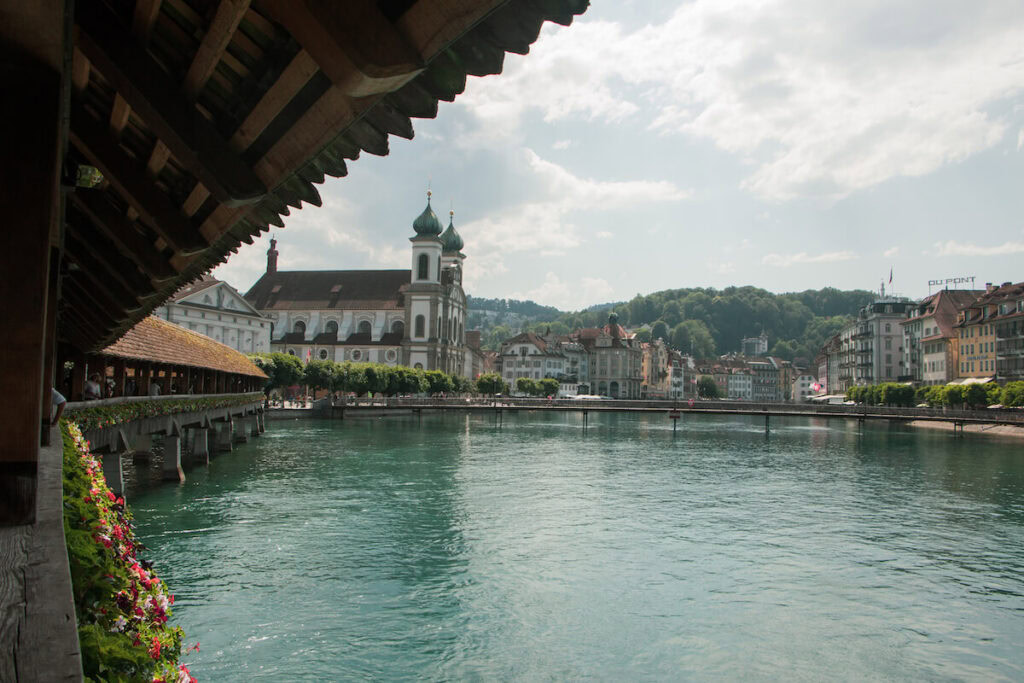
[516,377,537,395]
[650,320,669,342]
[424,370,454,395]
[65,394,258,432]
[697,376,721,399]
[846,383,915,407]
[539,378,560,397]
[1002,381,1024,407]
[302,359,335,391]
[475,372,508,396]
[249,352,303,391]
[670,320,716,358]
[61,422,194,682]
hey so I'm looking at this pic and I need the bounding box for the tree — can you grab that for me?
[248,354,277,395]
[697,376,720,398]
[516,377,537,395]
[476,372,507,396]
[250,352,303,392]
[425,370,453,395]
[633,327,652,343]
[671,320,716,358]
[660,300,682,327]
[302,359,335,392]
[1001,381,1024,407]
[651,320,669,341]
[539,377,559,397]
[363,363,390,396]
[769,340,796,361]
[963,383,988,408]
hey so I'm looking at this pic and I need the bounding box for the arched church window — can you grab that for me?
[325,320,338,335]
[358,320,372,335]
[417,253,429,280]
[293,321,305,335]
[391,320,405,337]
[415,315,425,338]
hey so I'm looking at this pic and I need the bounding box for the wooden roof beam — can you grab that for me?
[69,103,209,255]
[70,189,181,282]
[184,0,251,100]
[395,0,507,60]
[63,239,145,313]
[261,0,424,97]
[65,216,158,297]
[76,1,267,207]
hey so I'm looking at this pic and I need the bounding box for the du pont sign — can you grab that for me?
[928,276,976,291]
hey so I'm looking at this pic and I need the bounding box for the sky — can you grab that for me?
[214,0,1024,311]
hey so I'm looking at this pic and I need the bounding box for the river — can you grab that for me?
[127,412,1024,680]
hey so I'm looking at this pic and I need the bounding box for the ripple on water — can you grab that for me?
[128,413,1024,681]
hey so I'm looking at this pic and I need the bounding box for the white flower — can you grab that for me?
[110,616,128,632]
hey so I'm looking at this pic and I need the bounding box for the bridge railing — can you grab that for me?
[338,396,1024,423]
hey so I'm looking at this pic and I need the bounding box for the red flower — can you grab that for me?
[148,636,161,659]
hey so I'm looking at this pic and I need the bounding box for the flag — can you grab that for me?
[306,348,312,364]
[889,268,893,285]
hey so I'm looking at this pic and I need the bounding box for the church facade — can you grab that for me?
[243,195,470,377]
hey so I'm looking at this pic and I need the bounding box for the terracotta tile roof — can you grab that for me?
[102,317,267,378]
[502,332,548,352]
[244,270,409,310]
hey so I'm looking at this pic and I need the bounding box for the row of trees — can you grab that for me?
[514,377,560,397]
[249,353,511,397]
[846,382,1024,408]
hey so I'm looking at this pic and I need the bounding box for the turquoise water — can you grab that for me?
[128,412,1024,680]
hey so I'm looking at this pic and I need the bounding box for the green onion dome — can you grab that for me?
[439,212,464,252]
[412,193,443,236]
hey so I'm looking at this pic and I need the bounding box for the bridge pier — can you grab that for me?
[162,434,185,483]
[101,452,124,498]
[249,416,260,438]
[765,414,770,435]
[215,420,233,452]
[257,411,265,434]
[130,434,154,463]
[234,418,249,444]
[191,428,210,465]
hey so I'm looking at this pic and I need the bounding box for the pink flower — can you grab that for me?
[148,636,161,659]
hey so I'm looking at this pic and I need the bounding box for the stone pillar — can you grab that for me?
[249,415,260,437]
[257,411,266,434]
[102,451,124,498]
[131,434,154,463]
[162,434,185,482]
[215,420,233,452]
[234,417,249,444]
[191,428,210,465]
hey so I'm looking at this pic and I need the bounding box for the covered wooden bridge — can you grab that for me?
[0,0,588,678]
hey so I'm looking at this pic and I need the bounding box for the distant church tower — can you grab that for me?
[403,192,467,374]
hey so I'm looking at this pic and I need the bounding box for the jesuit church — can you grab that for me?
[243,194,470,377]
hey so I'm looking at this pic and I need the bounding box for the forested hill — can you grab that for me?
[470,286,877,363]
[466,295,563,320]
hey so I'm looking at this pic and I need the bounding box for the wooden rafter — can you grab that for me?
[70,190,181,281]
[76,1,267,206]
[65,217,157,297]
[69,102,208,254]
[261,0,424,97]
[184,0,251,100]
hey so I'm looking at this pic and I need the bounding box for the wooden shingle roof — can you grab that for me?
[102,316,267,377]
[62,0,590,352]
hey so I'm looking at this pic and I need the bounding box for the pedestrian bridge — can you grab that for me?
[336,396,1024,434]
[66,392,266,495]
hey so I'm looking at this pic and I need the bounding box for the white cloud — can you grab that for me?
[460,148,690,288]
[509,272,614,310]
[1018,128,1024,150]
[596,231,613,239]
[762,250,858,267]
[462,1,1024,201]
[883,246,900,258]
[932,239,1024,256]
[553,139,573,150]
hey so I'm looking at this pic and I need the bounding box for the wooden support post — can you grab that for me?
[249,416,260,437]
[70,350,87,402]
[0,10,65,523]
[160,365,171,395]
[40,247,61,446]
[113,359,126,397]
[162,434,184,482]
[765,414,770,435]
[257,411,265,434]
[138,363,151,396]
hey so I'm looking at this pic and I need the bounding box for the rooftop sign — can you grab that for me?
[928,276,975,293]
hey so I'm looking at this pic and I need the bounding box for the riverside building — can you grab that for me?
[156,276,271,354]
[244,195,470,377]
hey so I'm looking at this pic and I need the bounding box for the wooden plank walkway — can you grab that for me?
[0,426,82,681]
